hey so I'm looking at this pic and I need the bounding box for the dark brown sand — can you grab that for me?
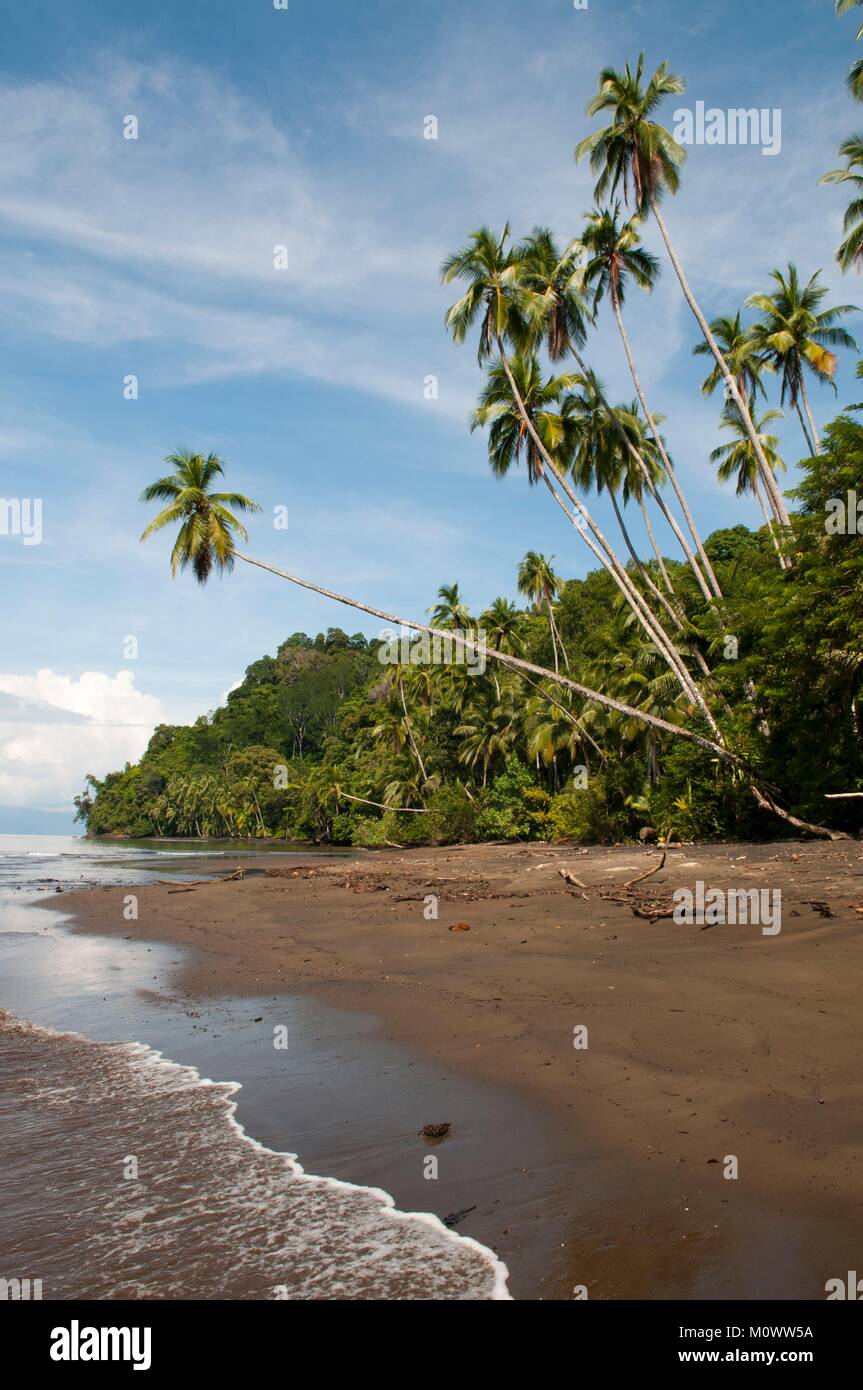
[54,839,863,1300]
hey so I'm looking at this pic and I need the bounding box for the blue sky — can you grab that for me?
[0,0,860,815]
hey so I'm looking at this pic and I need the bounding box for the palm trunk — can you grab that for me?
[753,477,783,559]
[798,375,821,454]
[649,196,793,541]
[233,551,845,839]
[610,278,723,600]
[795,399,816,457]
[544,595,560,673]
[639,493,674,594]
[398,676,428,781]
[609,489,682,630]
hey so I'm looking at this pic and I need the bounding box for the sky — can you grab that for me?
[0,0,860,820]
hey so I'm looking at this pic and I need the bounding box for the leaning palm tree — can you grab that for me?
[710,399,787,559]
[139,450,261,580]
[746,265,858,454]
[821,136,863,271]
[139,455,841,839]
[577,204,719,599]
[517,551,568,673]
[575,54,792,532]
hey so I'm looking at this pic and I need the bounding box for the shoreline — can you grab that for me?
[49,838,863,1299]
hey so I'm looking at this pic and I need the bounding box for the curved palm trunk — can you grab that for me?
[649,197,794,543]
[609,489,683,630]
[398,675,427,781]
[638,494,674,595]
[609,278,723,600]
[233,551,844,839]
[798,375,821,454]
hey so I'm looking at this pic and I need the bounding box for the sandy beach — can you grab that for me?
[48,837,863,1301]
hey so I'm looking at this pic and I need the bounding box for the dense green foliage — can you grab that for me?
[77,428,863,844]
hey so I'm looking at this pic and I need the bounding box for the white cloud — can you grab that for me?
[0,670,165,809]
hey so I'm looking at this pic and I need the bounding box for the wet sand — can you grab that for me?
[52,838,863,1299]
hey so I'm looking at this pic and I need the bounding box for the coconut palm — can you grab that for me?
[746,265,858,454]
[821,136,863,271]
[577,203,720,599]
[139,451,261,582]
[576,54,792,532]
[469,353,581,486]
[517,552,568,673]
[693,314,772,401]
[710,398,787,558]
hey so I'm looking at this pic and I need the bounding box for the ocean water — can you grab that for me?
[0,835,511,1301]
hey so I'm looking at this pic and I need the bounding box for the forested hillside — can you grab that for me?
[76,429,863,846]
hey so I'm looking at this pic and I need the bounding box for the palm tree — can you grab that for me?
[577,204,720,600]
[430,582,470,630]
[693,313,772,401]
[469,353,581,486]
[710,398,787,558]
[836,0,863,99]
[482,597,525,697]
[575,54,792,532]
[139,450,261,581]
[517,551,568,672]
[455,687,518,785]
[746,265,858,454]
[821,136,863,271]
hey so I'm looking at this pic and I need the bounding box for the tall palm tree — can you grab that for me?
[517,551,568,672]
[746,265,858,454]
[575,54,792,532]
[821,136,863,271]
[139,451,260,581]
[710,398,787,558]
[577,203,720,599]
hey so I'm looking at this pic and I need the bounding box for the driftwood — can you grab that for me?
[631,902,675,922]
[559,868,588,889]
[624,851,667,889]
